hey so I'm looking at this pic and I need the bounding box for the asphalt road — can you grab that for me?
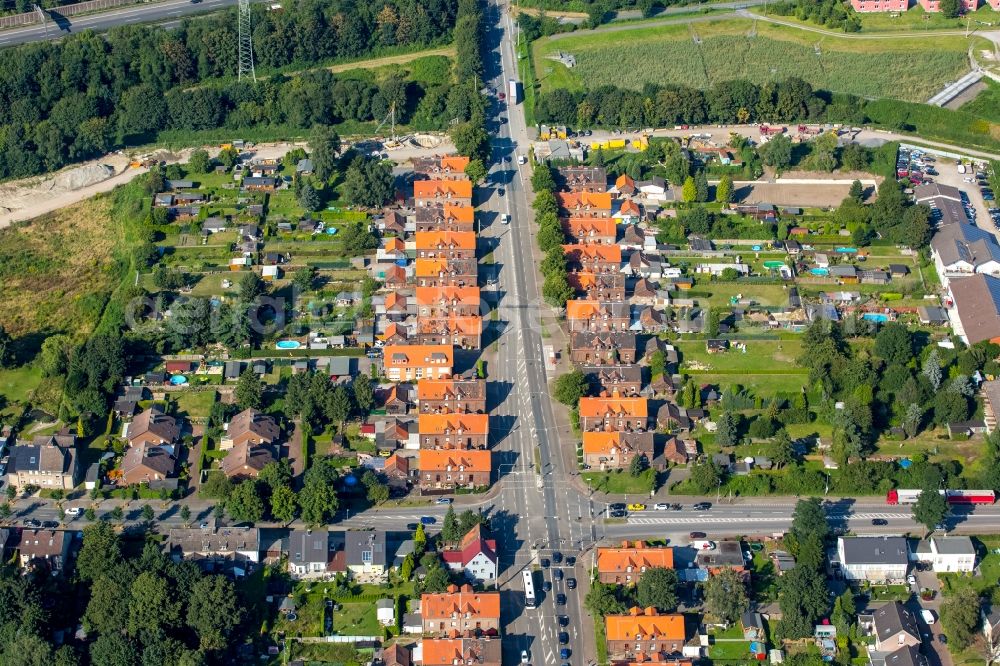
[0,0,237,48]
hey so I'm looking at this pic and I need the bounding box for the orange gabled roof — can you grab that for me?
[379,322,408,341]
[419,449,491,473]
[563,217,617,237]
[383,345,454,369]
[566,299,602,320]
[384,291,406,310]
[568,272,598,291]
[444,204,475,223]
[415,258,448,277]
[383,236,406,251]
[597,543,674,572]
[558,192,612,210]
[416,378,480,401]
[419,315,483,336]
[619,199,641,215]
[415,231,477,251]
[421,585,501,620]
[414,180,473,200]
[421,639,464,666]
[562,244,622,263]
[419,413,489,435]
[605,609,686,642]
[578,397,648,418]
[616,173,635,189]
[415,286,481,309]
[441,155,471,172]
[582,431,622,456]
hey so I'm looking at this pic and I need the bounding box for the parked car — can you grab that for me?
[435,498,453,504]
[23,519,40,528]
[689,531,707,539]
[626,503,646,511]
[921,609,936,624]
[521,650,529,664]
[65,507,81,517]
[654,503,670,510]
[907,575,917,586]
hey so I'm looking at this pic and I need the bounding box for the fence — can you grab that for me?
[0,0,147,28]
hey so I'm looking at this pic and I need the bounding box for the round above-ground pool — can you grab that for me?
[810,268,830,276]
[863,313,889,323]
[763,260,784,269]
[276,340,301,349]
[169,375,188,385]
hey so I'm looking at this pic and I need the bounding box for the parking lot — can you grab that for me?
[908,146,998,242]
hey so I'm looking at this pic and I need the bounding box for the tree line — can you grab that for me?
[0,0,462,180]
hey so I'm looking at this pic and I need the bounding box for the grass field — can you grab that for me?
[756,5,998,32]
[0,194,122,338]
[961,77,1000,124]
[533,18,975,102]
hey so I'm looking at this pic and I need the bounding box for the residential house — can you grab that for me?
[912,536,976,573]
[849,0,907,10]
[126,407,180,447]
[6,442,79,490]
[375,417,418,453]
[597,542,673,584]
[418,450,491,490]
[873,645,930,666]
[696,540,747,573]
[415,204,476,233]
[663,437,695,465]
[442,524,498,585]
[582,365,643,396]
[415,231,477,260]
[18,529,69,573]
[222,408,280,450]
[623,252,663,280]
[917,0,979,11]
[414,258,478,288]
[242,176,279,192]
[202,217,228,234]
[636,177,668,201]
[165,527,261,565]
[220,441,276,480]
[417,377,487,414]
[614,198,642,224]
[566,300,632,332]
[384,454,411,494]
[414,180,473,207]
[288,529,333,578]
[558,191,613,217]
[914,183,963,204]
[861,602,921,653]
[605,608,687,659]
[379,209,407,236]
[620,225,655,252]
[982,603,1000,660]
[948,274,1000,345]
[416,286,481,318]
[384,643,412,666]
[558,166,608,192]
[417,315,483,349]
[837,537,909,583]
[570,331,638,365]
[420,638,501,666]
[121,440,178,486]
[418,413,489,449]
[583,431,655,470]
[345,530,389,578]
[421,584,501,635]
[382,345,454,382]
[931,221,1000,278]
[610,173,636,197]
[568,271,627,301]
[562,244,623,273]
[578,397,648,432]
[412,155,471,180]
[563,217,618,245]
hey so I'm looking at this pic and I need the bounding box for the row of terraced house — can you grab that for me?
[555,167,701,474]
[365,156,492,493]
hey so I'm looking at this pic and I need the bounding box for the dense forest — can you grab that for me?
[0,0,460,180]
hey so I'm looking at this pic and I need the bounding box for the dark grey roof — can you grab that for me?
[951,274,1000,344]
[8,444,74,475]
[289,529,329,566]
[840,536,908,565]
[913,182,961,203]
[872,602,920,645]
[928,536,975,555]
[345,530,388,567]
[932,222,1000,268]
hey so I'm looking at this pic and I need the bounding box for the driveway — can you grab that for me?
[909,569,953,666]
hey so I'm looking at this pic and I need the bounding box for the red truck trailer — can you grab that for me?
[887,488,995,505]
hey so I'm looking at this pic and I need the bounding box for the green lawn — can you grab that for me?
[961,77,1000,124]
[708,639,754,661]
[940,536,1000,598]
[581,468,657,495]
[0,364,44,407]
[533,17,977,102]
[698,282,793,308]
[677,339,806,376]
[172,390,218,421]
[331,602,382,636]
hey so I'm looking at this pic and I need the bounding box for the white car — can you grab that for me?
[501,214,510,225]
[521,651,530,664]
[653,503,669,510]
[517,155,526,165]
[907,575,917,586]
[65,507,81,517]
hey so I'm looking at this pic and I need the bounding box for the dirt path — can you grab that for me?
[325,46,456,73]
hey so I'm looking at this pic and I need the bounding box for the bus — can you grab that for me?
[522,570,536,609]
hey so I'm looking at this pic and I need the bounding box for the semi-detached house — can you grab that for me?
[597,542,673,584]
[421,584,501,636]
[837,536,909,583]
[382,345,454,382]
[418,449,491,490]
[418,413,490,449]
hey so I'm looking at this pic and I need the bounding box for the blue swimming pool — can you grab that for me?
[835,247,858,253]
[169,375,188,385]
[863,313,889,323]
[276,340,301,349]
[810,268,829,276]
